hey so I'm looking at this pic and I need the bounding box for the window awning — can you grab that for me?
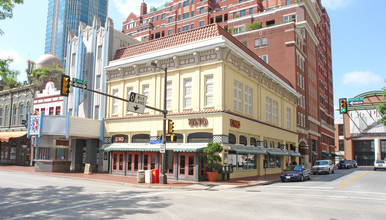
[102,143,208,153]
[288,150,301,157]
[266,148,290,156]
[226,144,267,155]
[331,152,338,157]
[0,131,27,142]
[322,151,331,156]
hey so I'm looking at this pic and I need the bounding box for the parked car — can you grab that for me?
[349,160,358,168]
[280,165,311,182]
[374,160,386,171]
[338,160,350,169]
[312,160,335,174]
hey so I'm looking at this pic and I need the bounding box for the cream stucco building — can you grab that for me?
[103,24,300,181]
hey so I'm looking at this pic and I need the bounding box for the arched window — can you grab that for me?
[13,104,17,125]
[0,107,3,126]
[187,132,213,143]
[132,134,150,143]
[240,135,247,146]
[19,103,24,125]
[250,137,256,146]
[228,133,236,144]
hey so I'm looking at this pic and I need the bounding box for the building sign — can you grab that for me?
[56,140,69,146]
[188,118,208,127]
[29,115,41,136]
[230,119,240,129]
[349,109,385,134]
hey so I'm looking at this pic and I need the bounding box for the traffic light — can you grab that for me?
[339,98,347,114]
[170,134,177,142]
[167,119,174,134]
[60,75,71,96]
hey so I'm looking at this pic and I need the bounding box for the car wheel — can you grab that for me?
[281,179,285,182]
[300,175,304,182]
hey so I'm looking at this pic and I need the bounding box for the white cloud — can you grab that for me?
[322,0,349,10]
[0,48,22,64]
[342,71,383,85]
[111,0,166,17]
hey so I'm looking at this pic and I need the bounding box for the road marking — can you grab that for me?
[337,171,368,189]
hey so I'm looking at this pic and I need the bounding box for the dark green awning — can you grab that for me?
[267,148,290,156]
[322,151,331,156]
[288,151,301,157]
[331,152,338,157]
[102,143,207,153]
[228,145,267,155]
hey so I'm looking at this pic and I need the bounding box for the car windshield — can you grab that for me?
[339,161,346,164]
[286,165,302,171]
[315,161,328,165]
[376,161,385,164]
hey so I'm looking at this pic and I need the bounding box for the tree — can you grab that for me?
[377,84,386,125]
[0,58,20,90]
[246,21,262,31]
[28,64,65,91]
[203,142,223,172]
[0,0,24,35]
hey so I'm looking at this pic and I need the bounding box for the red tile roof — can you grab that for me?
[114,24,293,88]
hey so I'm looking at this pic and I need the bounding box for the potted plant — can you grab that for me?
[203,142,223,181]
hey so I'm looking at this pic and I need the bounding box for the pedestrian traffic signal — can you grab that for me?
[60,75,71,96]
[168,119,174,134]
[170,134,177,142]
[339,98,347,114]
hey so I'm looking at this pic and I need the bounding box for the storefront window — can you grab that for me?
[228,152,257,170]
[36,147,51,160]
[180,155,185,174]
[132,134,150,143]
[228,133,236,144]
[240,136,247,145]
[55,148,69,160]
[266,155,281,168]
[187,132,212,143]
[250,137,256,146]
[189,155,194,175]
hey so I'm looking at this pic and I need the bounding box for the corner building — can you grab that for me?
[103,24,300,181]
[122,0,334,168]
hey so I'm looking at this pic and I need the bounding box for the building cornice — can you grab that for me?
[296,21,319,45]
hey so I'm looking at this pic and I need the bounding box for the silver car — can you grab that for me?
[312,160,335,174]
[374,160,386,171]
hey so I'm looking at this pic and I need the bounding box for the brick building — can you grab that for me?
[121,0,333,167]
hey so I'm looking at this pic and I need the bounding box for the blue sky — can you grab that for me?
[0,0,385,115]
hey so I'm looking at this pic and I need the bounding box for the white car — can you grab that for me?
[374,160,386,171]
[312,160,335,174]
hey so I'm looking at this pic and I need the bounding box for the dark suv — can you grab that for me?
[338,160,350,169]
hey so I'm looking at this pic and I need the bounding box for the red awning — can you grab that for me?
[0,131,27,142]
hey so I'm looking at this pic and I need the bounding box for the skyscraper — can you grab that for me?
[44,0,108,65]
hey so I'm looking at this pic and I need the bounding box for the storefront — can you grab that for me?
[0,131,31,166]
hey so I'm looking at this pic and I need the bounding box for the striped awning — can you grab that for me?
[0,131,27,142]
[102,143,208,153]
[226,144,267,155]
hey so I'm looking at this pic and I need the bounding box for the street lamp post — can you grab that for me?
[151,61,167,184]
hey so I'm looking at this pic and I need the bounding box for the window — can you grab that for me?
[69,108,72,116]
[112,89,118,114]
[233,26,245,34]
[266,154,281,168]
[184,78,192,108]
[49,107,54,115]
[242,41,247,46]
[287,108,291,129]
[97,45,102,59]
[0,108,3,126]
[178,15,181,20]
[338,124,344,136]
[205,75,213,106]
[183,0,189,7]
[168,29,172,35]
[168,17,173,23]
[167,81,172,110]
[94,105,99,119]
[162,13,166,19]
[183,25,189,31]
[170,6,173,11]
[55,106,61,115]
[19,104,24,124]
[191,11,195,17]
[71,53,76,66]
[262,37,267,47]
[142,85,149,105]
[255,39,260,48]
[273,101,278,124]
[266,97,272,122]
[55,148,69,161]
[152,17,155,22]
[12,105,17,125]
[178,27,181,33]
[245,86,252,115]
[262,55,268,63]
[339,140,344,151]
[157,15,160,21]
[96,75,101,89]
[200,7,204,14]
[126,87,133,112]
[191,23,194,30]
[284,14,296,23]
[199,20,204,27]
[249,8,253,15]
[183,12,189,19]
[240,10,246,17]
[234,81,242,111]
[179,3,181,8]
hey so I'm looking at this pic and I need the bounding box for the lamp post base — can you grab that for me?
[159,174,167,184]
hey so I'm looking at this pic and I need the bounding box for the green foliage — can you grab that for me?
[0,58,20,90]
[203,142,223,172]
[377,84,386,125]
[234,15,239,18]
[0,0,24,35]
[28,64,65,87]
[227,27,232,34]
[246,21,262,31]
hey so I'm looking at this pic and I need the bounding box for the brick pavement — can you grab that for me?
[0,165,280,189]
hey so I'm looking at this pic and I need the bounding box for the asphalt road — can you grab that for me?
[1,167,385,220]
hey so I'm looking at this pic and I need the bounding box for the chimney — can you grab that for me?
[140,0,147,16]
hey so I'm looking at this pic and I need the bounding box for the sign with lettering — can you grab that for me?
[230,119,240,129]
[188,118,208,127]
[349,109,385,134]
[127,92,147,114]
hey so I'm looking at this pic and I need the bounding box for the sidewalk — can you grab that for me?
[0,165,280,190]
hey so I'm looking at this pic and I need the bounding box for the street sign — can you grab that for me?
[150,140,162,144]
[349,101,364,106]
[127,92,147,114]
[71,78,87,89]
[160,144,166,153]
[348,97,364,102]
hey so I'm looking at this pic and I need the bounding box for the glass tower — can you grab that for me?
[44,0,107,65]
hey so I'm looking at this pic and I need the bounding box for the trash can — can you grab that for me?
[152,169,159,183]
[145,170,153,183]
[137,170,145,183]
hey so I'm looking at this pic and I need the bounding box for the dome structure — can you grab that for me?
[35,54,63,69]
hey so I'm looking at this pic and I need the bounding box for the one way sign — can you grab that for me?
[127,92,147,114]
